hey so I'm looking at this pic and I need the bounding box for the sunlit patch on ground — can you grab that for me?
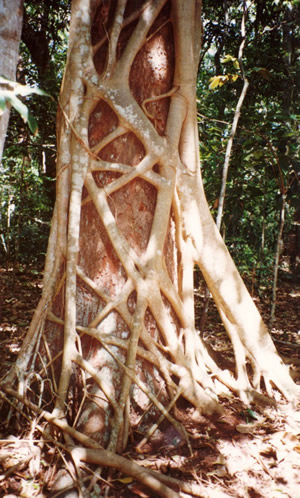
[0,266,299,497]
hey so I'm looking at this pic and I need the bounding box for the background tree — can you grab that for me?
[0,0,23,161]
[0,0,69,264]
[0,0,24,162]
[0,0,24,267]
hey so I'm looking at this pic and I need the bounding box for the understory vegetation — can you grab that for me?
[1,0,299,292]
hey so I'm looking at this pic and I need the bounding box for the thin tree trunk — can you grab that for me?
[215,0,249,231]
[269,192,286,328]
[257,183,266,291]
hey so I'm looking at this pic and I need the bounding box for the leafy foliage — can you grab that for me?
[1,0,299,290]
[0,154,53,262]
[0,0,70,265]
[198,0,300,290]
[0,76,51,135]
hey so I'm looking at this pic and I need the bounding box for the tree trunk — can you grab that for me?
[4,0,297,458]
[269,192,286,328]
[0,0,24,162]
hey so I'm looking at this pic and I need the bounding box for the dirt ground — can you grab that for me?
[0,264,299,497]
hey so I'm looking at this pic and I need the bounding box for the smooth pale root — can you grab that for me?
[72,447,180,497]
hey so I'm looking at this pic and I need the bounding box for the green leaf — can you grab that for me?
[229,74,239,82]
[0,95,7,111]
[0,77,50,134]
[27,113,39,135]
[209,76,222,89]
[253,150,264,159]
[247,408,258,420]
[221,54,236,64]
[0,76,51,99]
[6,94,39,135]
[209,74,239,89]
[6,94,29,118]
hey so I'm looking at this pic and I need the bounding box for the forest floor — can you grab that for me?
[0,264,299,498]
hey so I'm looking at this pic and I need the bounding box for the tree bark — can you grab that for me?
[270,192,286,328]
[0,0,24,162]
[3,0,298,459]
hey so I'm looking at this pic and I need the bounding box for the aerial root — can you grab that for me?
[245,348,300,402]
[200,340,299,408]
[0,385,102,449]
[0,386,209,498]
[135,386,187,453]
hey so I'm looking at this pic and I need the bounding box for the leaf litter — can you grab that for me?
[0,265,299,497]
